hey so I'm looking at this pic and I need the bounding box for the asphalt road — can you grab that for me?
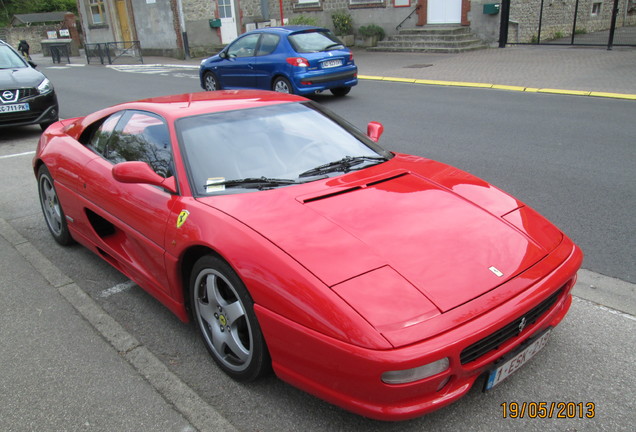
[1,65,635,431]
[43,64,636,284]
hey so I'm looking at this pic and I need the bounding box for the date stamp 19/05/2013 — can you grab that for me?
[501,402,596,419]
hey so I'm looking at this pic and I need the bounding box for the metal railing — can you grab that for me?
[396,5,421,32]
[85,41,143,65]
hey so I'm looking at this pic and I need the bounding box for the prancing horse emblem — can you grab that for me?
[518,316,527,333]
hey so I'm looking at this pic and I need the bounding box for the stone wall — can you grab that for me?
[468,0,503,44]
[183,0,223,57]
[2,15,81,55]
[510,0,636,43]
[131,0,180,56]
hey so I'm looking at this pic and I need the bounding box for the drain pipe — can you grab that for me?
[176,0,190,59]
[498,0,510,48]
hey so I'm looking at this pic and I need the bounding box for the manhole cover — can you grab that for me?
[404,64,433,68]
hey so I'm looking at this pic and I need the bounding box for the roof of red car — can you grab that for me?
[126,90,308,119]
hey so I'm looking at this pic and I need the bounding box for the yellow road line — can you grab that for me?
[358,75,635,100]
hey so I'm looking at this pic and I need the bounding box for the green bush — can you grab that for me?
[358,24,385,41]
[289,15,318,26]
[332,11,353,36]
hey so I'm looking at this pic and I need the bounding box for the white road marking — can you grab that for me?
[0,150,36,160]
[107,64,198,76]
[100,280,136,298]
[45,64,85,70]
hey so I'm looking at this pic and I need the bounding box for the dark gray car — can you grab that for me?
[0,40,58,130]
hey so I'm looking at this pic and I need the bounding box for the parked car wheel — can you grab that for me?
[273,77,293,94]
[190,255,270,382]
[203,72,220,91]
[330,87,351,97]
[37,164,73,245]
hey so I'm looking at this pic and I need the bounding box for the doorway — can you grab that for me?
[427,0,462,24]
[218,0,238,43]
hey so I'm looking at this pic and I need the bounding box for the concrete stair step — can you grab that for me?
[398,26,471,35]
[367,45,486,54]
[370,25,486,54]
[389,34,481,42]
[376,39,485,49]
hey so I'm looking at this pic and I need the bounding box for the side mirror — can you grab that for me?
[367,121,384,142]
[219,51,227,59]
[112,161,177,194]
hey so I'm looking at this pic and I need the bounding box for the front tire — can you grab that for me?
[272,77,293,94]
[37,164,73,245]
[203,71,220,91]
[190,255,270,382]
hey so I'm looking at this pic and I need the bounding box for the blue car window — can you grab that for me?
[256,34,280,56]
[227,34,260,58]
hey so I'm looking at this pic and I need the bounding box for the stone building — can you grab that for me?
[75,0,635,58]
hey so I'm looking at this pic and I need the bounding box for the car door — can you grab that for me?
[253,33,282,89]
[216,33,260,88]
[77,110,179,296]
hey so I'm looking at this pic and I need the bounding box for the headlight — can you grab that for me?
[381,358,450,384]
[37,78,53,95]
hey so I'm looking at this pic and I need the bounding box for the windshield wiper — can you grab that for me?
[203,177,298,191]
[298,156,387,178]
[322,43,344,51]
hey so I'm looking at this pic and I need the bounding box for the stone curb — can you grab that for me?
[0,218,238,432]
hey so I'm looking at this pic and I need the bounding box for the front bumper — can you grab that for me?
[256,239,583,421]
[0,91,59,128]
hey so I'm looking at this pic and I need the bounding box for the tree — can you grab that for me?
[0,0,78,26]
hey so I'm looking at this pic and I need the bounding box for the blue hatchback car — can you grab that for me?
[199,26,357,97]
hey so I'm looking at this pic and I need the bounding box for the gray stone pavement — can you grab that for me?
[0,222,193,432]
[0,219,237,432]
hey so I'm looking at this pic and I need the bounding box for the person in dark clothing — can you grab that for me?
[17,40,30,60]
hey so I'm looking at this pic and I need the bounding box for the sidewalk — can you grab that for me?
[32,44,636,97]
[0,222,194,431]
[0,219,236,432]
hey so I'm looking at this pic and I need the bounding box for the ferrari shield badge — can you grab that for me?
[176,210,190,228]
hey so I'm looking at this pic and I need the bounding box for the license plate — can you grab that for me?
[322,59,342,68]
[484,329,551,391]
[0,103,29,113]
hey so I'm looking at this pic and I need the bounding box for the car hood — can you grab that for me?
[198,159,556,314]
[0,67,44,88]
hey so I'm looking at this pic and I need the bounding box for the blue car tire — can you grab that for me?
[272,77,293,94]
[203,71,220,91]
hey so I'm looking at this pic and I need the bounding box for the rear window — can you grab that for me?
[288,30,344,53]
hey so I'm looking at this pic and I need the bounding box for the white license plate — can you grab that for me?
[484,329,551,391]
[0,103,29,113]
[322,59,342,68]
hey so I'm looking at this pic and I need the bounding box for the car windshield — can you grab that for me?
[288,30,344,53]
[0,45,27,69]
[177,102,392,195]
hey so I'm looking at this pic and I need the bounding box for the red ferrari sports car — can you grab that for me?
[34,91,582,421]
